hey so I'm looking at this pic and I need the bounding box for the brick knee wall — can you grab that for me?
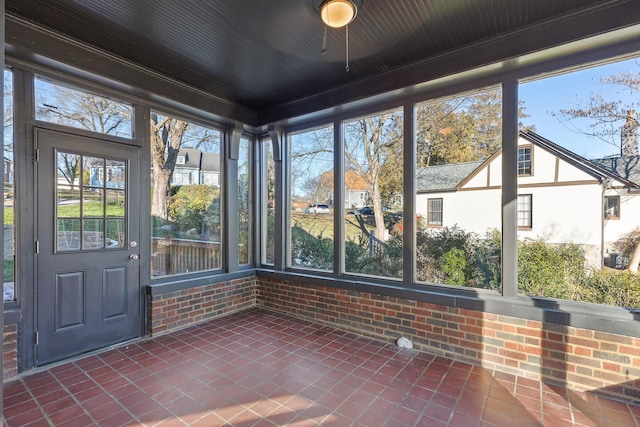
[256,277,640,403]
[149,277,257,335]
[3,323,18,381]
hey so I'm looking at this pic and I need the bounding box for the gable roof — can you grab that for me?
[416,131,640,193]
[176,148,201,169]
[200,153,221,173]
[520,131,640,189]
[590,156,640,186]
[416,161,483,193]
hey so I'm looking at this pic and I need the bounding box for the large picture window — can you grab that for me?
[518,53,640,306]
[414,87,502,290]
[344,109,404,279]
[150,112,222,277]
[289,125,334,271]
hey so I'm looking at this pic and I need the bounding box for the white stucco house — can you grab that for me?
[416,130,640,267]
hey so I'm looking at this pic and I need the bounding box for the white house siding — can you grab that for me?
[603,188,640,252]
[419,189,501,234]
[518,184,604,266]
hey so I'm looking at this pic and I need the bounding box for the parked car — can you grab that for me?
[352,206,373,215]
[307,204,330,213]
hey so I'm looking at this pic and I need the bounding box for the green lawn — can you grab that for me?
[291,210,376,241]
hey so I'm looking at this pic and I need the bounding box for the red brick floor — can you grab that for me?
[3,308,640,426]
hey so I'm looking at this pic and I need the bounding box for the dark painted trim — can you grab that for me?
[3,308,19,325]
[5,14,257,127]
[259,3,640,125]
[146,269,255,296]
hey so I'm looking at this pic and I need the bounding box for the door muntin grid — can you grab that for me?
[56,150,127,252]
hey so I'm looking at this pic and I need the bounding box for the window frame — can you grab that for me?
[517,145,533,176]
[426,198,443,227]
[604,195,620,220]
[517,193,533,230]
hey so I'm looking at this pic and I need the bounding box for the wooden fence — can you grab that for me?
[151,237,221,276]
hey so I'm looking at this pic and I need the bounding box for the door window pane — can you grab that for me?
[150,112,222,277]
[289,125,334,271]
[55,150,127,252]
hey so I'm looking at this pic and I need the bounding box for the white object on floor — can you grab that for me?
[396,336,413,349]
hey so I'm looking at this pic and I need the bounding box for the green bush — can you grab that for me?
[291,226,333,270]
[415,226,500,290]
[517,240,585,299]
[579,269,640,308]
[168,184,220,239]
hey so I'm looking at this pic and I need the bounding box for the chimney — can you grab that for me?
[621,110,638,156]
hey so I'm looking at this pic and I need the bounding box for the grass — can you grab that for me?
[4,259,14,282]
[291,210,377,241]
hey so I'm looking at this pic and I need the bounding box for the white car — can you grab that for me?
[307,204,330,213]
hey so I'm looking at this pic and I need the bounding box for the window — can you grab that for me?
[238,137,251,265]
[518,146,532,176]
[150,112,222,277]
[176,155,186,165]
[517,194,532,229]
[427,198,443,226]
[344,108,403,279]
[35,76,132,138]
[414,86,502,290]
[4,70,14,302]
[518,54,640,306]
[262,138,275,265]
[604,196,620,219]
[289,125,334,271]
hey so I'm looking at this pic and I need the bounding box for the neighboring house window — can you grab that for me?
[604,196,620,219]
[427,198,443,226]
[176,155,186,165]
[517,194,532,229]
[518,146,532,176]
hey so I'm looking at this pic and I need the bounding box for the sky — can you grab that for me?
[519,55,640,160]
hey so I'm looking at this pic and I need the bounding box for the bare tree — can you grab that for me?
[345,112,403,240]
[150,114,189,220]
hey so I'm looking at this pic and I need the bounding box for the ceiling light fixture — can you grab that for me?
[316,0,363,72]
[320,0,357,28]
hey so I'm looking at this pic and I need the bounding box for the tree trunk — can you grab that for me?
[151,167,172,220]
[627,241,640,273]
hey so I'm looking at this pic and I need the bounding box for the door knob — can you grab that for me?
[129,254,140,260]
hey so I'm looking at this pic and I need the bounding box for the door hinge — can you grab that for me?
[34,140,39,162]
[35,240,39,253]
[35,331,39,346]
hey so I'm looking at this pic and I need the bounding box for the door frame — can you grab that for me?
[34,127,143,365]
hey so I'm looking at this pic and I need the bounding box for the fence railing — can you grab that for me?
[367,231,387,258]
[151,237,221,276]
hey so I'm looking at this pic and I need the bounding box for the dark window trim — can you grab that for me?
[517,145,533,177]
[517,193,532,229]
[604,195,620,220]
[427,197,443,227]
